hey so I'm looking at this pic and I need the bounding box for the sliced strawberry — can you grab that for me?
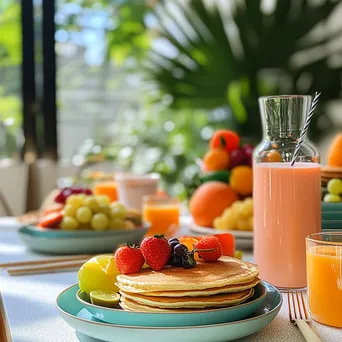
[39,212,63,228]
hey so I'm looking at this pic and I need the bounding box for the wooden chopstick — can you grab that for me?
[0,254,93,268]
[0,290,11,342]
[7,260,86,277]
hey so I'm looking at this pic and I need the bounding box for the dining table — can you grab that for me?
[0,217,341,342]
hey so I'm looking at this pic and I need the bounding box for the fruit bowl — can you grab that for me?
[75,282,266,327]
[18,225,149,255]
[23,222,150,239]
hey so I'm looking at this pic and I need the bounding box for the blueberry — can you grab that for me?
[168,238,179,244]
[169,240,179,253]
[174,244,189,257]
[182,254,196,269]
[168,254,182,267]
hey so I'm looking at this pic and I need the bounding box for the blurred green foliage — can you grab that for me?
[143,0,341,139]
[0,1,22,157]
[75,0,342,197]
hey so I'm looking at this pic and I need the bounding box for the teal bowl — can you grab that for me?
[18,225,148,255]
[76,282,266,327]
[23,223,150,238]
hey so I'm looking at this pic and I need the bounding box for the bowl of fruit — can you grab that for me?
[18,187,149,254]
[321,134,342,229]
[189,130,254,247]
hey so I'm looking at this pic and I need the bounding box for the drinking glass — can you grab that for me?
[306,232,342,328]
[116,173,159,211]
[143,195,180,238]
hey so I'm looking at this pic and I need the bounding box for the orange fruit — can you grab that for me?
[328,133,342,167]
[214,233,235,257]
[229,166,253,196]
[265,150,281,162]
[210,130,240,153]
[189,182,238,227]
[179,237,201,261]
[203,148,230,171]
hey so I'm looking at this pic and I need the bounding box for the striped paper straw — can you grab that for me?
[290,92,321,167]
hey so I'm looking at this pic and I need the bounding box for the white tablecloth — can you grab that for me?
[0,218,341,342]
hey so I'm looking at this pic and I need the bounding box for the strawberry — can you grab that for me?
[140,235,171,271]
[194,236,223,262]
[114,245,145,274]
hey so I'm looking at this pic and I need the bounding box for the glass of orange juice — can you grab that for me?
[143,195,180,238]
[93,178,118,202]
[306,232,342,328]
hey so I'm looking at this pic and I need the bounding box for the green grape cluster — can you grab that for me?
[323,179,342,203]
[60,194,132,230]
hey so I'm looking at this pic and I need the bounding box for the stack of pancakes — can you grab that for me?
[116,256,259,312]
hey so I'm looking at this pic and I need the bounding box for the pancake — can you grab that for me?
[120,297,207,313]
[119,288,254,309]
[117,278,259,297]
[116,256,258,291]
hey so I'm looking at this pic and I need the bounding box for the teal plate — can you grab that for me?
[322,221,342,230]
[76,283,266,327]
[322,212,342,221]
[23,223,150,238]
[18,226,148,255]
[57,283,282,342]
[321,202,342,212]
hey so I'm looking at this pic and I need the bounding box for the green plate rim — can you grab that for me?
[56,282,282,330]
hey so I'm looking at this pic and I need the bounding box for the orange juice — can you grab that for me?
[307,245,342,327]
[93,182,118,202]
[143,197,180,237]
[254,162,321,288]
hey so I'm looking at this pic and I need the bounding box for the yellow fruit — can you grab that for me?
[234,250,243,259]
[240,198,253,218]
[229,166,253,196]
[236,219,250,231]
[66,195,83,209]
[84,196,100,212]
[124,220,136,230]
[78,255,119,295]
[96,195,111,206]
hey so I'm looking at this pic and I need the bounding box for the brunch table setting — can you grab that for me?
[1,94,342,342]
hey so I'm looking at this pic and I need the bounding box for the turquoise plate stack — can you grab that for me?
[321,202,342,230]
[56,281,282,342]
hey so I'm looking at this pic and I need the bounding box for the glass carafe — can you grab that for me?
[253,95,321,289]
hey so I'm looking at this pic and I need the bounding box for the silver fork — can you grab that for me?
[287,290,322,342]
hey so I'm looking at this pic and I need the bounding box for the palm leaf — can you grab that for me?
[144,0,342,139]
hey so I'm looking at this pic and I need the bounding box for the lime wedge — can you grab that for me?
[90,290,120,308]
[78,291,91,303]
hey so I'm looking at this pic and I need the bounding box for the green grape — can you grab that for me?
[61,216,79,230]
[97,204,111,216]
[110,202,127,220]
[323,194,341,203]
[84,196,100,212]
[327,178,342,195]
[91,213,109,231]
[109,219,125,230]
[64,204,77,217]
[76,206,93,224]
[96,195,111,206]
[66,195,83,209]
